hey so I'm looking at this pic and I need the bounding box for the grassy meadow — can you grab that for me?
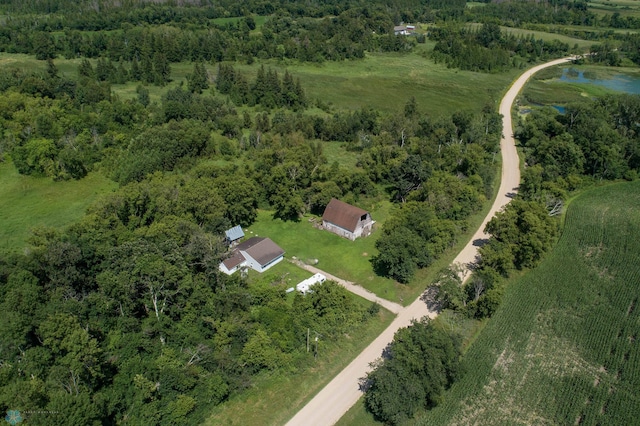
[233,47,520,116]
[0,46,522,117]
[0,161,117,251]
[412,180,640,425]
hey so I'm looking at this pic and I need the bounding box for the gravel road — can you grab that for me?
[285,57,576,426]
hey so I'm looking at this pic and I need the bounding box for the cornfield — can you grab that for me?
[419,180,640,425]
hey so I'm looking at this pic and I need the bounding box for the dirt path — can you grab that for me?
[291,260,403,314]
[285,57,575,426]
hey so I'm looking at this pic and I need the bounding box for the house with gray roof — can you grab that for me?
[219,236,285,275]
[321,198,374,241]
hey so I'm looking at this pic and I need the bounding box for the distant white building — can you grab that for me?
[296,273,327,294]
[394,24,415,35]
[219,237,285,275]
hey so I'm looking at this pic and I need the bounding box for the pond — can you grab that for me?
[558,68,640,95]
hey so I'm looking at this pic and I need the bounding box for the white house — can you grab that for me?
[394,25,408,35]
[321,198,374,241]
[394,25,415,35]
[219,237,285,275]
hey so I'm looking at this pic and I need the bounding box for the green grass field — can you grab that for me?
[233,49,520,115]
[1,47,519,116]
[0,161,117,252]
[246,205,409,302]
[413,180,640,425]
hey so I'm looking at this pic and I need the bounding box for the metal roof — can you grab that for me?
[225,225,245,241]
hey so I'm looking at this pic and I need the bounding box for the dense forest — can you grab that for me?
[431,22,572,72]
[1,0,639,424]
[0,72,498,423]
[0,0,505,422]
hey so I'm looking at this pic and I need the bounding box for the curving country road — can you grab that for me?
[285,57,576,426]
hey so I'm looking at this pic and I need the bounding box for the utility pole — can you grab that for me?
[307,328,310,353]
[313,332,322,359]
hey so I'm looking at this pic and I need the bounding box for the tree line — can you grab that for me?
[0,2,442,65]
[433,93,640,322]
[431,23,572,72]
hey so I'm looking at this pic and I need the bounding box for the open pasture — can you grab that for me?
[236,50,519,115]
[0,161,116,251]
[417,180,640,425]
[0,49,519,116]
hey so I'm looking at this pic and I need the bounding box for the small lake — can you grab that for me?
[558,68,640,95]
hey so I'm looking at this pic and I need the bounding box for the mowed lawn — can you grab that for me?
[246,203,417,303]
[0,162,117,251]
[416,180,640,425]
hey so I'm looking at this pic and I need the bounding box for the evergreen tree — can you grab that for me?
[187,61,208,94]
[115,62,128,84]
[46,59,59,80]
[153,52,171,85]
[136,85,150,107]
[140,55,154,84]
[130,57,141,81]
[78,59,95,79]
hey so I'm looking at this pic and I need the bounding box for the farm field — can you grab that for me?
[414,180,640,425]
[0,161,117,252]
[544,23,640,35]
